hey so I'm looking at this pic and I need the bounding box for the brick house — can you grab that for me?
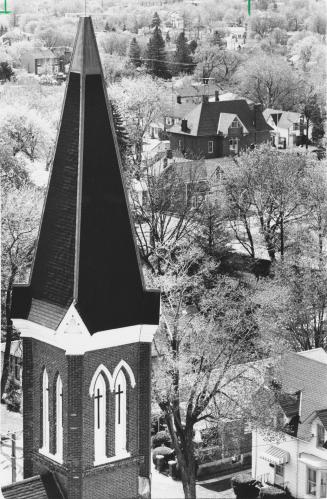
[252,349,327,498]
[3,16,160,499]
[168,99,272,159]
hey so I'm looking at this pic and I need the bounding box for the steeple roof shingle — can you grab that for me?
[12,17,160,334]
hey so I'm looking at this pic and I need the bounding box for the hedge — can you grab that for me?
[231,473,260,499]
[259,487,288,498]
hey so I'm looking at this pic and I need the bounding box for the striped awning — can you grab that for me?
[260,446,290,465]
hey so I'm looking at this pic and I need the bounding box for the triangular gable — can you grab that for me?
[217,113,249,135]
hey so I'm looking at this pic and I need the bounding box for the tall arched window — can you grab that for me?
[94,374,106,462]
[56,375,63,459]
[115,370,127,456]
[41,369,49,452]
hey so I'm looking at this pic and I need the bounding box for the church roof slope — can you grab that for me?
[1,474,64,499]
[11,17,160,334]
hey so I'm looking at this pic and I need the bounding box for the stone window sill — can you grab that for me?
[94,451,131,467]
[39,447,63,464]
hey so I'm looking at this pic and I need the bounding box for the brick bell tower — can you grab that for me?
[11,16,160,499]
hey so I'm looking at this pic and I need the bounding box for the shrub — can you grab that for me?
[231,473,260,499]
[151,430,171,449]
[259,487,288,498]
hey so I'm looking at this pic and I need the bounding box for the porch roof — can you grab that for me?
[299,453,327,470]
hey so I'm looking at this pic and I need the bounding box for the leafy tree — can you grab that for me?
[250,12,286,39]
[1,184,43,398]
[256,265,327,352]
[189,39,197,54]
[235,51,298,110]
[151,251,260,498]
[211,29,226,48]
[129,37,142,67]
[0,105,52,162]
[146,25,170,79]
[108,76,165,166]
[173,31,193,74]
[0,62,14,82]
[151,11,161,28]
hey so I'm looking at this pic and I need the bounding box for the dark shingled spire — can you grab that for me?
[11,17,160,334]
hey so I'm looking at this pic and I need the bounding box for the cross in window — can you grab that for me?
[115,384,124,424]
[94,388,103,429]
[60,386,63,422]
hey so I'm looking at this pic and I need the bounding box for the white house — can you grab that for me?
[263,108,311,149]
[252,349,327,499]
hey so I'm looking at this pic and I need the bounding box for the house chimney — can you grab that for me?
[254,103,263,112]
[215,90,219,102]
[177,95,182,104]
[202,94,209,103]
[181,119,188,132]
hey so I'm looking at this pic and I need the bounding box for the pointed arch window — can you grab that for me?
[41,369,49,452]
[93,374,107,462]
[115,370,127,456]
[55,375,63,459]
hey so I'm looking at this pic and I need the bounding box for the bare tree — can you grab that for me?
[131,160,207,274]
[224,145,309,261]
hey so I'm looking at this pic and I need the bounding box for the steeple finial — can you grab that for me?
[70,16,102,75]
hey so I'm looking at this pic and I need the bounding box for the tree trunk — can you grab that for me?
[1,271,16,398]
[306,120,309,150]
[280,214,284,258]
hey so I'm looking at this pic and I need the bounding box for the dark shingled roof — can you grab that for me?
[168,100,271,136]
[1,474,64,499]
[279,391,301,418]
[317,409,327,430]
[11,17,160,334]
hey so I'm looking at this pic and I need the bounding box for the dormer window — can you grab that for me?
[231,117,241,128]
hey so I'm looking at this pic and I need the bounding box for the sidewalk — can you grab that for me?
[151,464,236,498]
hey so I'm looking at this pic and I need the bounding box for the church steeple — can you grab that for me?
[12,16,159,335]
[9,17,159,499]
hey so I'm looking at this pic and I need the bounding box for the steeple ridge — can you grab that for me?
[70,16,102,75]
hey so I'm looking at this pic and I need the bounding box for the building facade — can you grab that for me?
[252,349,327,499]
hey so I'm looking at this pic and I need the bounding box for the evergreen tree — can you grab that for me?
[129,37,142,67]
[211,29,226,48]
[151,11,161,28]
[173,31,193,74]
[0,62,14,82]
[189,39,197,54]
[111,103,131,170]
[146,26,170,79]
[165,32,171,44]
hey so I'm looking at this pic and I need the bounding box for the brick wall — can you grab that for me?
[23,338,151,499]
